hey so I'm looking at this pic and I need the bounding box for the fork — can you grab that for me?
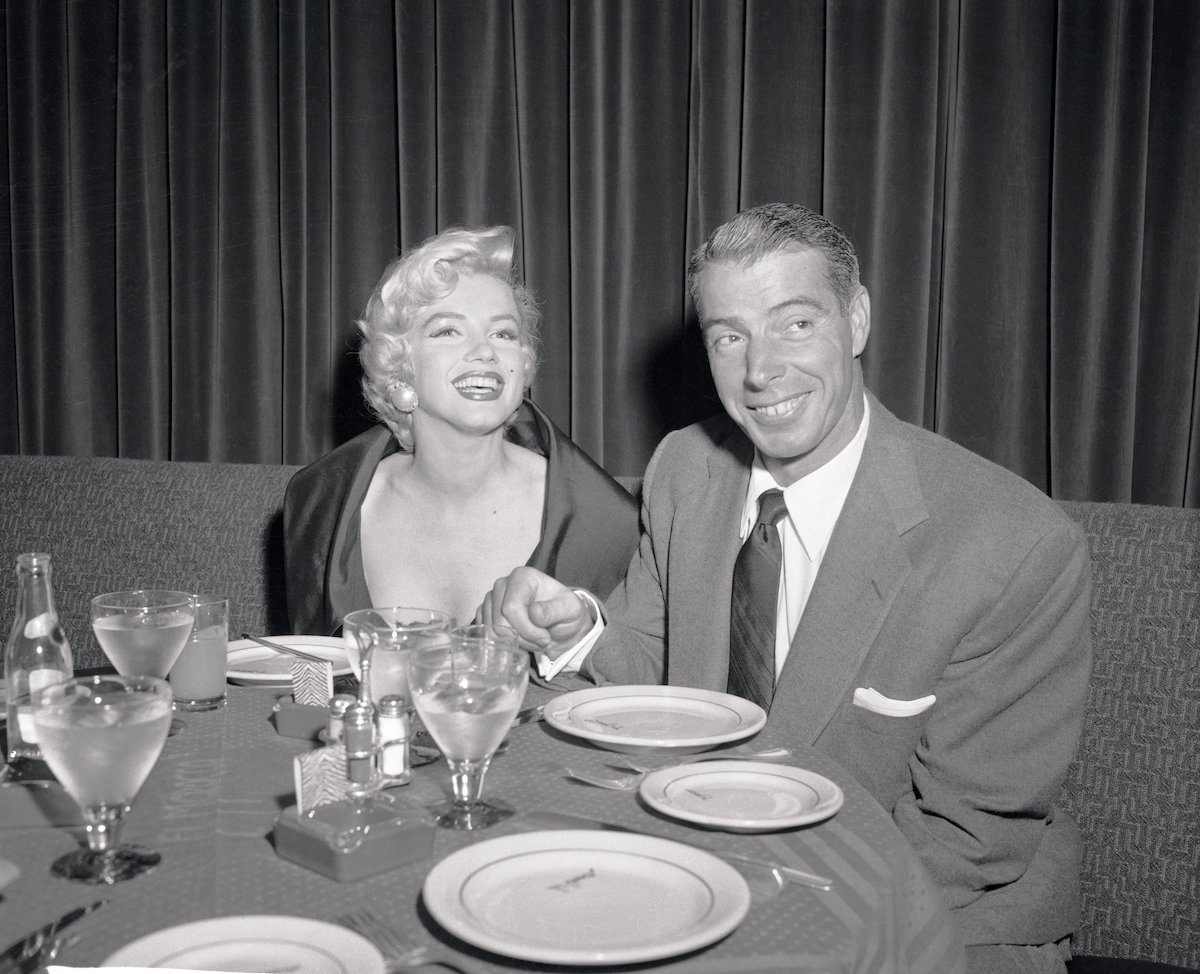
[549,762,641,791]
[12,931,82,974]
[551,748,794,790]
[335,910,481,974]
[614,745,792,774]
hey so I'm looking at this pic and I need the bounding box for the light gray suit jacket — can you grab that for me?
[586,392,1092,947]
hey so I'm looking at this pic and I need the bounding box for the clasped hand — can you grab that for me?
[477,567,597,658]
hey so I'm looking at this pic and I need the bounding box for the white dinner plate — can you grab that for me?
[423,830,750,966]
[640,760,844,832]
[226,636,350,686]
[543,685,766,754]
[101,914,385,973]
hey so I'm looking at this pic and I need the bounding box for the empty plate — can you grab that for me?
[102,914,385,973]
[543,685,766,754]
[639,760,844,832]
[422,829,750,965]
[226,636,350,686]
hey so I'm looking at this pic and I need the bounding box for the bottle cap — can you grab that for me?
[378,695,404,718]
[329,693,355,716]
[343,700,373,730]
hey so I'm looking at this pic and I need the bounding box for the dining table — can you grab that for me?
[1,676,966,974]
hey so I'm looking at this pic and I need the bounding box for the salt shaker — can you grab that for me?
[377,695,410,784]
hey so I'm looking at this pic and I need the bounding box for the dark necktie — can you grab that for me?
[726,488,788,711]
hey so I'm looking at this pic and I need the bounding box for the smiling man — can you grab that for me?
[487,203,1092,973]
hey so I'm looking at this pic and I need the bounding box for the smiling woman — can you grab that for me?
[282,227,641,636]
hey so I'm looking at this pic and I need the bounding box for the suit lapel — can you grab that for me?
[668,429,752,689]
[771,397,928,743]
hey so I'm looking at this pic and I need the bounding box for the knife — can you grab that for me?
[0,899,107,973]
[239,633,328,665]
[521,810,833,892]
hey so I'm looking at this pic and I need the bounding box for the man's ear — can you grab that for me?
[850,286,871,357]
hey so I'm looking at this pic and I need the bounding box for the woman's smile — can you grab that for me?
[453,370,506,400]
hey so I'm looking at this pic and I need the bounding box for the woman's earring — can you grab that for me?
[387,381,419,414]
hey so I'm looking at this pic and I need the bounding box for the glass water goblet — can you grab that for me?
[343,607,453,766]
[407,625,528,830]
[92,590,194,735]
[31,674,173,884]
[342,606,454,678]
[363,628,451,772]
[91,590,195,678]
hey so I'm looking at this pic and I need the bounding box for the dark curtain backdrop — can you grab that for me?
[2,0,1198,506]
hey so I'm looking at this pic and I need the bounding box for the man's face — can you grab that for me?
[696,247,870,485]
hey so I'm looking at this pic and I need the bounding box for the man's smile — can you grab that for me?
[747,391,810,420]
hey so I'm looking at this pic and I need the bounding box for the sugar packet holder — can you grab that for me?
[271,658,336,741]
[277,746,434,881]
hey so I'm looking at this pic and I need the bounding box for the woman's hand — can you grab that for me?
[479,567,596,657]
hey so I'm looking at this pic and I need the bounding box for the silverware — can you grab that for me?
[614,744,793,774]
[549,762,641,791]
[521,810,834,892]
[16,931,82,974]
[239,632,327,665]
[0,899,107,973]
[335,910,481,974]
[511,704,544,727]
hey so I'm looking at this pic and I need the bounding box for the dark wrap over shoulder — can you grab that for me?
[283,398,640,635]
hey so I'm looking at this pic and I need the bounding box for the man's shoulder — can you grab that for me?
[875,407,1076,538]
[646,413,748,482]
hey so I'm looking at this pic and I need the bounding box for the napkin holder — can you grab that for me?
[271,657,336,741]
[272,698,327,742]
[273,794,434,882]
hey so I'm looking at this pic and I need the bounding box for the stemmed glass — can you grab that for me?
[91,590,195,678]
[407,624,528,830]
[342,606,453,678]
[342,607,453,767]
[31,675,173,883]
[92,590,194,735]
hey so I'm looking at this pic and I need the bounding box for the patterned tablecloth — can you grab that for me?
[1,684,965,973]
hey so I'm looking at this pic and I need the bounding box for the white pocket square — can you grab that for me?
[853,687,936,717]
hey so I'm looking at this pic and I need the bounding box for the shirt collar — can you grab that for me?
[739,395,871,561]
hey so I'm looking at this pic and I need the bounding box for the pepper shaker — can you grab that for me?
[342,700,376,788]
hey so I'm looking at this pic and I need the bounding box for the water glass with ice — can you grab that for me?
[31,674,173,883]
[407,624,527,830]
[341,606,453,679]
[91,590,195,678]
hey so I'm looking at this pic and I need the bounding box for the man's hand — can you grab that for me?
[477,567,596,657]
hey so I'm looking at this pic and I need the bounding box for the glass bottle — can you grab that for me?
[5,552,73,763]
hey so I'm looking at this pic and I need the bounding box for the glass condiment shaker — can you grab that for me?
[325,692,356,744]
[377,694,410,784]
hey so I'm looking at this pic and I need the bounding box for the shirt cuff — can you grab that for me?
[533,590,606,680]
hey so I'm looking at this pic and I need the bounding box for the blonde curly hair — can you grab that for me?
[358,225,542,451]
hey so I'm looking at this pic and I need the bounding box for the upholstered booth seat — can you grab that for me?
[0,458,1196,968]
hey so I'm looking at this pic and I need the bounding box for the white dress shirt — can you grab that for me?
[536,396,870,680]
[741,397,870,676]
